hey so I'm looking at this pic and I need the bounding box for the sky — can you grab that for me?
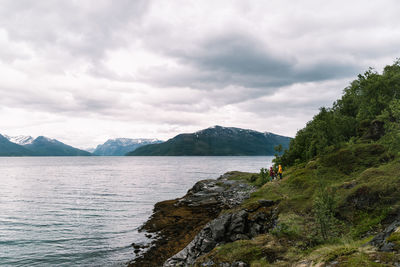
[0,0,400,148]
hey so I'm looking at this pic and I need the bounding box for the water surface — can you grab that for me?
[0,156,273,266]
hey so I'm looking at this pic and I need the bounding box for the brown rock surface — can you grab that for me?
[128,172,255,267]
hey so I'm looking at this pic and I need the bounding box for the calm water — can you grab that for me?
[0,156,273,266]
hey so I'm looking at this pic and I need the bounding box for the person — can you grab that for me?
[278,164,283,180]
[269,167,275,182]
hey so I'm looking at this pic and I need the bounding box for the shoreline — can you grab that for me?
[128,171,260,267]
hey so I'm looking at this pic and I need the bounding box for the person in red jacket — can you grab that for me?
[269,167,275,182]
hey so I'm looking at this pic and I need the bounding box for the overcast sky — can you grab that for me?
[1,0,399,148]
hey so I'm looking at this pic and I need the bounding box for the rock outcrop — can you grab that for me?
[164,200,278,266]
[370,211,400,252]
[128,172,256,267]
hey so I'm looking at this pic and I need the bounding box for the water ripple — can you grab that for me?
[0,156,273,266]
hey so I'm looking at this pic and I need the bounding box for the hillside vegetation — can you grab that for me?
[127,126,291,156]
[193,61,400,266]
[279,61,400,166]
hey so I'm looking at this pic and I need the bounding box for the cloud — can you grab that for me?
[0,0,400,147]
[3,1,148,50]
[142,31,361,90]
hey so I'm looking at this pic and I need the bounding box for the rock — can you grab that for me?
[210,214,231,240]
[163,206,278,266]
[249,223,262,237]
[370,212,400,252]
[381,242,395,252]
[131,242,148,250]
[130,173,256,267]
[228,210,248,234]
[232,261,249,267]
[200,238,216,252]
[200,260,215,266]
[231,234,250,241]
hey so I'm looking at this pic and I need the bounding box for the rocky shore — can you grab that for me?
[128,171,276,267]
[128,169,400,267]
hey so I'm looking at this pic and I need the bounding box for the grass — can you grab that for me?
[387,229,400,250]
[194,143,400,266]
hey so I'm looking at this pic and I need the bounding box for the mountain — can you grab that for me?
[127,126,291,156]
[93,138,163,156]
[4,135,34,145]
[0,134,36,156]
[23,136,92,156]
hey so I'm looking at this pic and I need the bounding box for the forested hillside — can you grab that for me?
[279,61,400,166]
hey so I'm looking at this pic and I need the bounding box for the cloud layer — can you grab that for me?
[0,0,399,147]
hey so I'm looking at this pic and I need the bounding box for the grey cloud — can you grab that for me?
[143,32,361,91]
[0,0,150,62]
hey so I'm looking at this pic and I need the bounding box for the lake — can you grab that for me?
[0,156,273,266]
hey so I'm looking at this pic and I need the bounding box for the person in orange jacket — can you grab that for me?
[278,164,283,180]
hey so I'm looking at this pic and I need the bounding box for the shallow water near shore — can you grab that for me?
[0,156,273,266]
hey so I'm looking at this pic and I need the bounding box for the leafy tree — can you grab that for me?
[281,60,400,167]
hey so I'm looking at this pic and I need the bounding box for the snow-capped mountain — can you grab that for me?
[0,134,36,156]
[93,138,163,156]
[4,135,34,145]
[0,134,92,156]
[128,125,292,156]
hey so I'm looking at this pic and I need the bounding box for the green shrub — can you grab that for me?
[271,213,304,239]
[313,181,342,241]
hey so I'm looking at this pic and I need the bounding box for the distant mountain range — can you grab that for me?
[0,134,91,156]
[93,138,162,156]
[127,126,291,156]
[1,127,291,157]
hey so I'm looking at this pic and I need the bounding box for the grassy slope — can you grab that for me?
[195,142,400,266]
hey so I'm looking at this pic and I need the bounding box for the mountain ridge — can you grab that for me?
[127,126,291,156]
